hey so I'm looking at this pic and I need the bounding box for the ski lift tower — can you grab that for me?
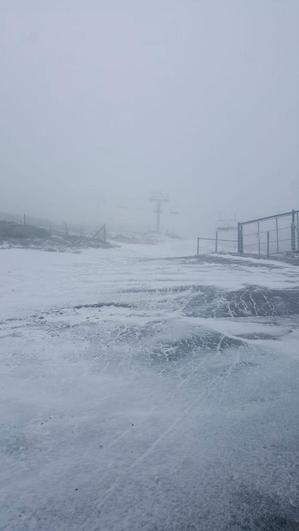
[150,193,169,234]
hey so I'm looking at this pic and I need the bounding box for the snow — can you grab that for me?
[0,241,298,530]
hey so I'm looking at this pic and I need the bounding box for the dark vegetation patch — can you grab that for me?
[113,321,165,342]
[0,220,112,250]
[73,302,131,310]
[112,321,244,361]
[169,254,283,269]
[122,284,203,294]
[0,220,49,240]
[235,332,279,340]
[151,331,244,362]
[184,285,299,318]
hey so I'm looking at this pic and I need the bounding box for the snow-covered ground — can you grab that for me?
[0,241,298,530]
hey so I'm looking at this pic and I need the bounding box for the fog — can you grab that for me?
[1,4,299,529]
[1,0,299,235]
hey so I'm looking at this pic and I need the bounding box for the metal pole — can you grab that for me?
[156,201,162,233]
[215,231,218,253]
[276,217,279,253]
[291,210,296,252]
[237,223,243,254]
[197,237,200,256]
[297,212,299,251]
[257,221,261,257]
[267,231,270,258]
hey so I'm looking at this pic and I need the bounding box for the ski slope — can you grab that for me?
[0,241,298,530]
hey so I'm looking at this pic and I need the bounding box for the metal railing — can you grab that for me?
[196,208,299,258]
[237,209,299,257]
[196,235,237,255]
[0,211,107,243]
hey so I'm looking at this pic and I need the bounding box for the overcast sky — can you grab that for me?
[0,0,298,234]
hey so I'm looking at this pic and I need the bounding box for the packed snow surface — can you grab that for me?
[0,241,298,530]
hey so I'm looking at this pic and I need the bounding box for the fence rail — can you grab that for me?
[238,209,299,257]
[196,236,237,255]
[196,208,299,258]
[0,211,107,243]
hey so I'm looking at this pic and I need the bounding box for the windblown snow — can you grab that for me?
[0,241,298,530]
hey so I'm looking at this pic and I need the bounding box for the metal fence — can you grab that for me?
[196,208,299,258]
[237,209,299,257]
[0,211,107,242]
[196,235,237,255]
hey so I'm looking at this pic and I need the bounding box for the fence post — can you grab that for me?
[267,231,270,258]
[291,210,296,252]
[276,217,279,253]
[196,237,200,256]
[237,223,243,254]
[215,231,218,253]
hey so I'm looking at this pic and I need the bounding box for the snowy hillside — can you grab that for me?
[0,241,298,530]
